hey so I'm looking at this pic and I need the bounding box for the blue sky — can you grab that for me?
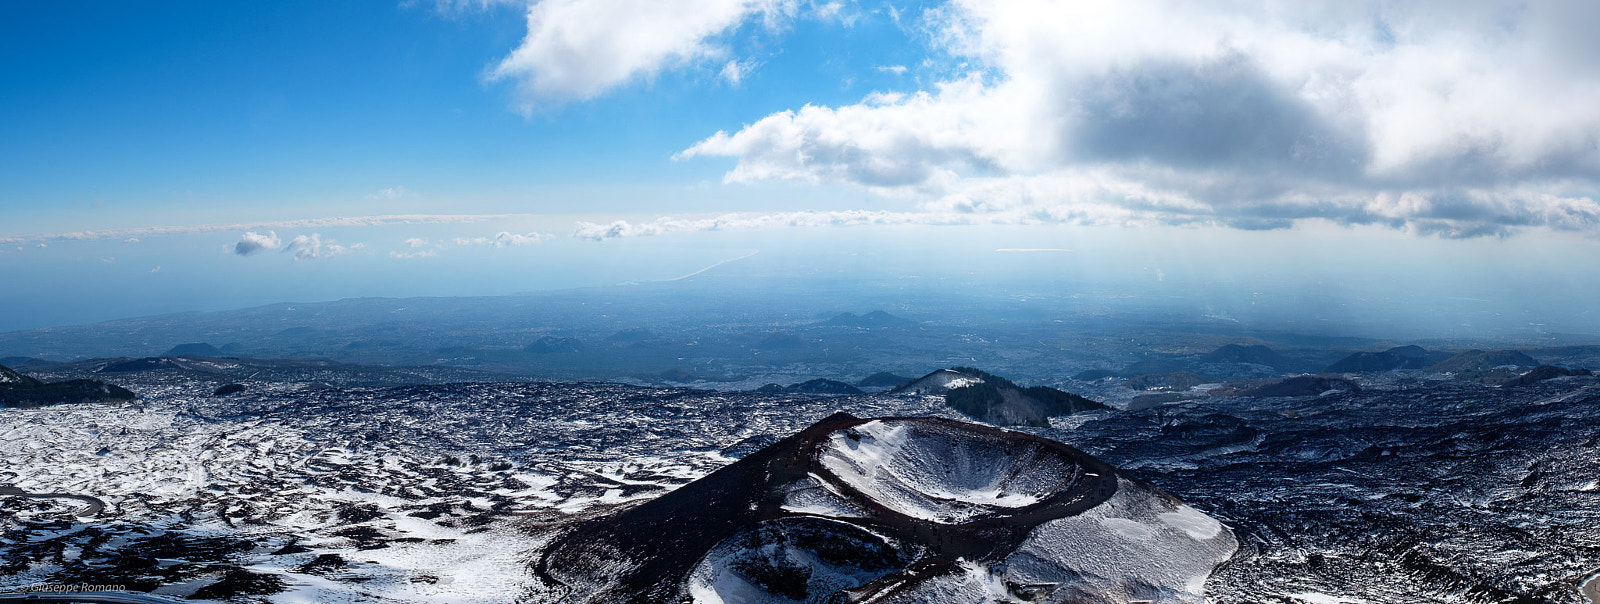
[4,1,1600,333]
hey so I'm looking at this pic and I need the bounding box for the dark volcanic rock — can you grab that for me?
[0,364,42,388]
[191,569,287,599]
[163,342,225,357]
[1214,375,1361,398]
[212,383,248,397]
[0,364,137,407]
[1500,365,1592,387]
[534,413,1234,604]
[1125,371,1211,391]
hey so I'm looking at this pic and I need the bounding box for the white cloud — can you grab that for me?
[875,64,907,75]
[719,58,759,85]
[679,0,1600,237]
[404,237,430,248]
[234,231,281,255]
[442,231,551,247]
[491,231,548,247]
[284,234,362,261]
[490,0,777,107]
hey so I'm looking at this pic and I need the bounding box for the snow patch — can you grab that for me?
[816,419,1083,523]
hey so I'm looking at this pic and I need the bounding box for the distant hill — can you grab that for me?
[1325,345,1451,372]
[755,379,863,395]
[888,368,987,395]
[896,367,1106,426]
[1500,365,1592,387]
[0,357,64,372]
[1430,349,1539,373]
[525,336,584,354]
[819,311,917,328]
[0,363,136,408]
[1120,358,1192,377]
[856,372,913,389]
[164,342,225,357]
[0,364,41,387]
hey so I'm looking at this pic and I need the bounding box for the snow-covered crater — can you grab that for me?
[817,419,1086,524]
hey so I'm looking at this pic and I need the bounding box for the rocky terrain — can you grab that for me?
[0,362,1597,603]
[0,364,136,408]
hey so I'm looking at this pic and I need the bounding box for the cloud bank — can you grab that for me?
[572,210,965,240]
[675,0,1600,237]
[1,214,530,246]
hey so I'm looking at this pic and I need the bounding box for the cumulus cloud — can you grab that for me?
[490,0,778,107]
[678,0,1600,237]
[234,231,281,255]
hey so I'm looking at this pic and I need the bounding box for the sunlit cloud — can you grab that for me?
[233,231,281,255]
[489,0,780,108]
[285,234,363,261]
[677,0,1600,238]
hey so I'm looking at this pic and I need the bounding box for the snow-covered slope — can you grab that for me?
[540,413,1235,603]
[887,368,985,395]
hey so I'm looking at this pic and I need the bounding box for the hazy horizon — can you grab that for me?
[7,1,1600,342]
